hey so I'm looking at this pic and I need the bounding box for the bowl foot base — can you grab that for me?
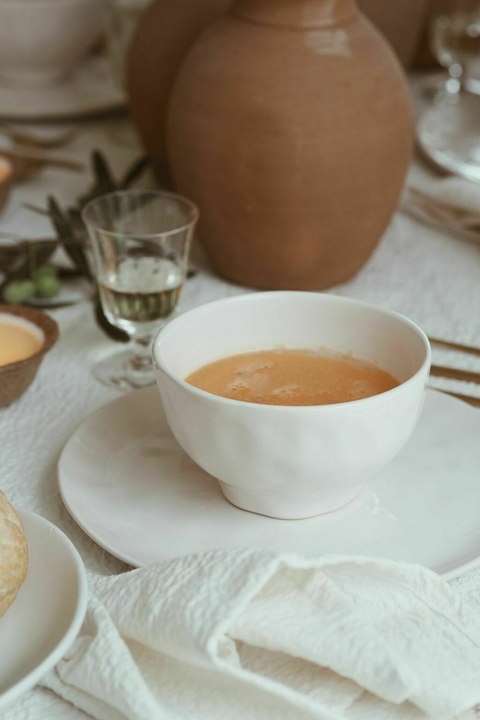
[219,482,363,520]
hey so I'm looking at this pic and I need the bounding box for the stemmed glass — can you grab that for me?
[417,0,480,182]
[83,189,199,390]
[430,0,480,103]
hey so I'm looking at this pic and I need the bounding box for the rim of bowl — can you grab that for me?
[0,304,59,373]
[153,291,432,412]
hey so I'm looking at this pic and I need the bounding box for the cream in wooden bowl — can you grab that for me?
[0,305,58,407]
[0,157,13,215]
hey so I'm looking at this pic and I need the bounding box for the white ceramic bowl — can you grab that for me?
[153,292,431,520]
[0,0,107,88]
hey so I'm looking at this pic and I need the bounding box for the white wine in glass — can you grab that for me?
[99,255,184,335]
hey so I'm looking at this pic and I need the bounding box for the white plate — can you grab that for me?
[58,387,480,580]
[0,54,126,121]
[0,509,88,710]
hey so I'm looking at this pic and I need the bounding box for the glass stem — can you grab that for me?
[127,335,154,384]
[445,61,465,102]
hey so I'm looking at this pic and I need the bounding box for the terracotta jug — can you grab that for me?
[126,0,229,181]
[127,0,420,180]
[166,0,413,290]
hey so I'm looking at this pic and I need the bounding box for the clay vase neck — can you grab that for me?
[231,0,358,28]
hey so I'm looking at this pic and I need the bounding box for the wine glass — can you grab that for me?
[430,0,480,103]
[417,0,480,182]
[82,189,199,390]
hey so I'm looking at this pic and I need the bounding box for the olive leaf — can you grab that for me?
[120,156,150,189]
[92,150,117,194]
[47,196,92,280]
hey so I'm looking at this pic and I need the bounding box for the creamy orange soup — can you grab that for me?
[185,349,399,406]
[0,320,42,367]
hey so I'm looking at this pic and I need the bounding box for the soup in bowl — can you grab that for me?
[153,292,430,520]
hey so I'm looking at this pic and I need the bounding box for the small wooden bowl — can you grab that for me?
[0,305,59,408]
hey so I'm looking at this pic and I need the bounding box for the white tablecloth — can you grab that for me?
[2,95,480,719]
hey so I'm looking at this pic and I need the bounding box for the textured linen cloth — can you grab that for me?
[41,549,480,720]
[402,177,480,245]
[2,81,480,719]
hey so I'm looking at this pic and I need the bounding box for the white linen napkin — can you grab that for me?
[402,177,480,244]
[41,548,480,720]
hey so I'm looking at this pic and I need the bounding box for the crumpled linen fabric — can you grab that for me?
[41,548,480,720]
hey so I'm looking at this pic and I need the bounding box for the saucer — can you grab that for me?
[0,508,88,710]
[417,93,480,183]
[0,54,126,121]
[58,387,480,580]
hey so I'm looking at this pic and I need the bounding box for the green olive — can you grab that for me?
[34,275,61,299]
[33,264,57,281]
[3,280,36,304]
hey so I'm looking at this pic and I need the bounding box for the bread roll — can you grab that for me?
[0,490,28,619]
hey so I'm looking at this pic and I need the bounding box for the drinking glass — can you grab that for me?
[417,0,480,182]
[430,0,480,102]
[83,190,199,390]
